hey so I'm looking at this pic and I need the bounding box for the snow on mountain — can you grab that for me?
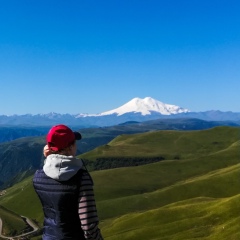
[99,97,190,116]
[1,97,240,126]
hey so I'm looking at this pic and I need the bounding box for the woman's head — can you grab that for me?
[46,124,81,156]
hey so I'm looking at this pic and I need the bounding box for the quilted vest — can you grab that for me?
[33,169,85,240]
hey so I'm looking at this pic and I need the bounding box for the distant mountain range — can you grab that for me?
[0,97,240,126]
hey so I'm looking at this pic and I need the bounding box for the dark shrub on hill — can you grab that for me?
[82,156,165,171]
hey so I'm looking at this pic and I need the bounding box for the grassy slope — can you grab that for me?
[0,206,27,236]
[84,126,240,239]
[96,162,240,220]
[0,126,239,239]
[80,126,239,160]
[0,176,43,224]
[102,194,240,240]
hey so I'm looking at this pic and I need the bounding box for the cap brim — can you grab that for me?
[74,132,82,140]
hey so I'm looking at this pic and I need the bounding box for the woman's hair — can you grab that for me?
[50,140,76,155]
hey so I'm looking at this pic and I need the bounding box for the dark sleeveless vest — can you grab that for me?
[33,169,85,240]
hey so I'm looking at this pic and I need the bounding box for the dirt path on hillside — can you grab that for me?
[0,216,39,239]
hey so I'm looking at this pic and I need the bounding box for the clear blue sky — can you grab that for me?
[0,0,239,115]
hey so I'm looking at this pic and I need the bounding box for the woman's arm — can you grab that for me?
[78,171,103,240]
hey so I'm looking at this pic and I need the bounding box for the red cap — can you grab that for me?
[46,124,81,151]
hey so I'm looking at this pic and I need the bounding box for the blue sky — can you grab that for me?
[0,0,240,115]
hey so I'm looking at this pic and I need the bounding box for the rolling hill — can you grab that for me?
[0,126,239,239]
[0,118,236,189]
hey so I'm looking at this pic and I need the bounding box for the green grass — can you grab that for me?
[101,194,240,240]
[0,205,28,236]
[92,138,240,202]
[0,126,239,239]
[80,126,240,160]
[0,176,43,223]
[95,162,239,219]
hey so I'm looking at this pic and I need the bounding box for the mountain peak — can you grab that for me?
[100,97,190,116]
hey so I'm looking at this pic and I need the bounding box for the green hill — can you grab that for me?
[0,205,28,237]
[81,126,239,160]
[101,194,240,240]
[0,119,236,188]
[0,126,239,239]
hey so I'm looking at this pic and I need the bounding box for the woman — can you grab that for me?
[33,124,103,240]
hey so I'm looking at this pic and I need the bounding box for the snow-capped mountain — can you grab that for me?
[99,97,190,116]
[0,97,239,126]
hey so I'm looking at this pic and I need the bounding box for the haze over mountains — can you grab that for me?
[0,97,240,126]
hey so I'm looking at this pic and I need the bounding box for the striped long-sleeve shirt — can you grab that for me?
[78,171,103,240]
